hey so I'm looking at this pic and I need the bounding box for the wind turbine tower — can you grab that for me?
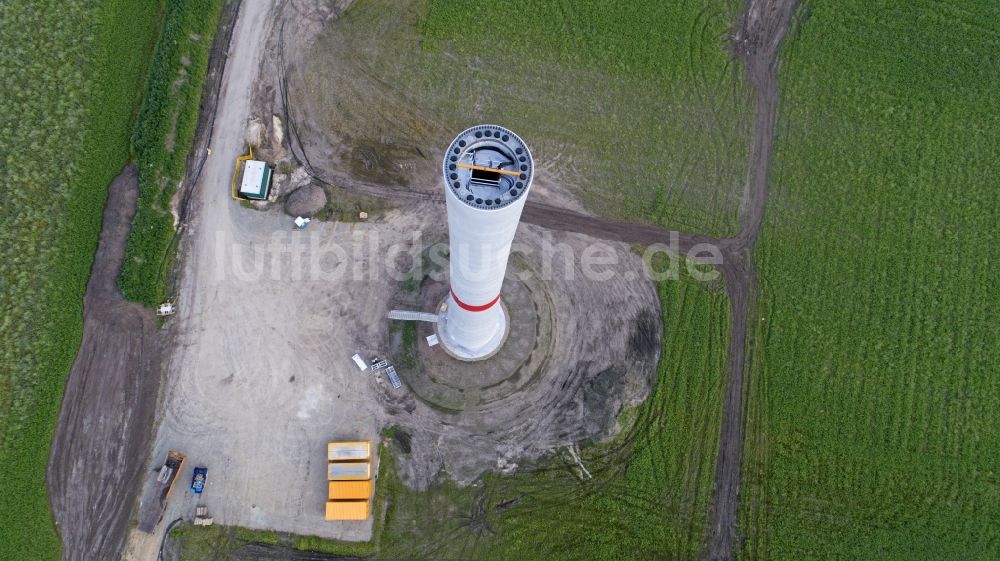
[437,125,534,361]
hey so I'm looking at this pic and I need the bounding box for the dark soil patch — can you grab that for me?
[46,165,162,561]
[629,308,661,359]
[233,544,366,561]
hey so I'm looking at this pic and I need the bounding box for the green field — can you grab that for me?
[741,1,1000,559]
[0,1,164,559]
[299,0,749,236]
[171,262,729,560]
[120,0,226,306]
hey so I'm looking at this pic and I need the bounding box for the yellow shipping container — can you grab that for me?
[325,500,370,521]
[327,461,371,480]
[328,480,373,500]
[327,441,371,461]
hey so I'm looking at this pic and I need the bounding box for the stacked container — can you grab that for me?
[325,441,372,520]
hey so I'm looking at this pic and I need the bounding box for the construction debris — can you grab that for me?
[351,354,368,371]
[386,366,402,390]
[567,444,593,480]
[366,356,403,389]
[387,310,439,323]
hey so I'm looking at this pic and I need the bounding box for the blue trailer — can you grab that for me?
[191,467,207,494]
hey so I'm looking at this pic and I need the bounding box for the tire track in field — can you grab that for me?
[703,1,799,559]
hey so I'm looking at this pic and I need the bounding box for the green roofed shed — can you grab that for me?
[240,160,272,200]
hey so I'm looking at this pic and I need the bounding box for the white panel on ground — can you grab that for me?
[351,354,367,371]
[387,310,439,323]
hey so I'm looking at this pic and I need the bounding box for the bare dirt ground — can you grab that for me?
[381,225,661,487]
[46,165,162,561]
[233,543,361,561]
[121,2,661,560]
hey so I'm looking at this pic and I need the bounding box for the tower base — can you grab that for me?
[435,298,510,361]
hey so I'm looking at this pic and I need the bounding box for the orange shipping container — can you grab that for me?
[325,500,370,521]
[328,480,373,500]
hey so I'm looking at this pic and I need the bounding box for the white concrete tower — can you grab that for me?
[437,124,534,361]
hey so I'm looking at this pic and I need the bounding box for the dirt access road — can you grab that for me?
[46,165,162,561]
[121,2,285,560]
[703,1,799,560]
[46,1,243,559]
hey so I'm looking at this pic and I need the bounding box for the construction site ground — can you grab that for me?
[119,1,666,558]
[41,0,801,559]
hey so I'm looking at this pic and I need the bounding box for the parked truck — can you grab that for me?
[138,451,187,533]
[191,467,208,493]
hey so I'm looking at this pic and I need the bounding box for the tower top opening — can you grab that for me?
[443,125,533,210]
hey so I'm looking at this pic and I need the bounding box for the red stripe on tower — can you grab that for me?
[450,289,500,312]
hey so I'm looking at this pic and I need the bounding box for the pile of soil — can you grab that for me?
[283,183,326,216]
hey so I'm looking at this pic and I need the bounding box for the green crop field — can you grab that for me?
[741,1,1000,559]
[0,1,164,559]
[120,0,226,306]
[171,262,729,560]
[299,0,749,237]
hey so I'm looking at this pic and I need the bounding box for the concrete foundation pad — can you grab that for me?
[406,276,547,412]
[435,299,510,361]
